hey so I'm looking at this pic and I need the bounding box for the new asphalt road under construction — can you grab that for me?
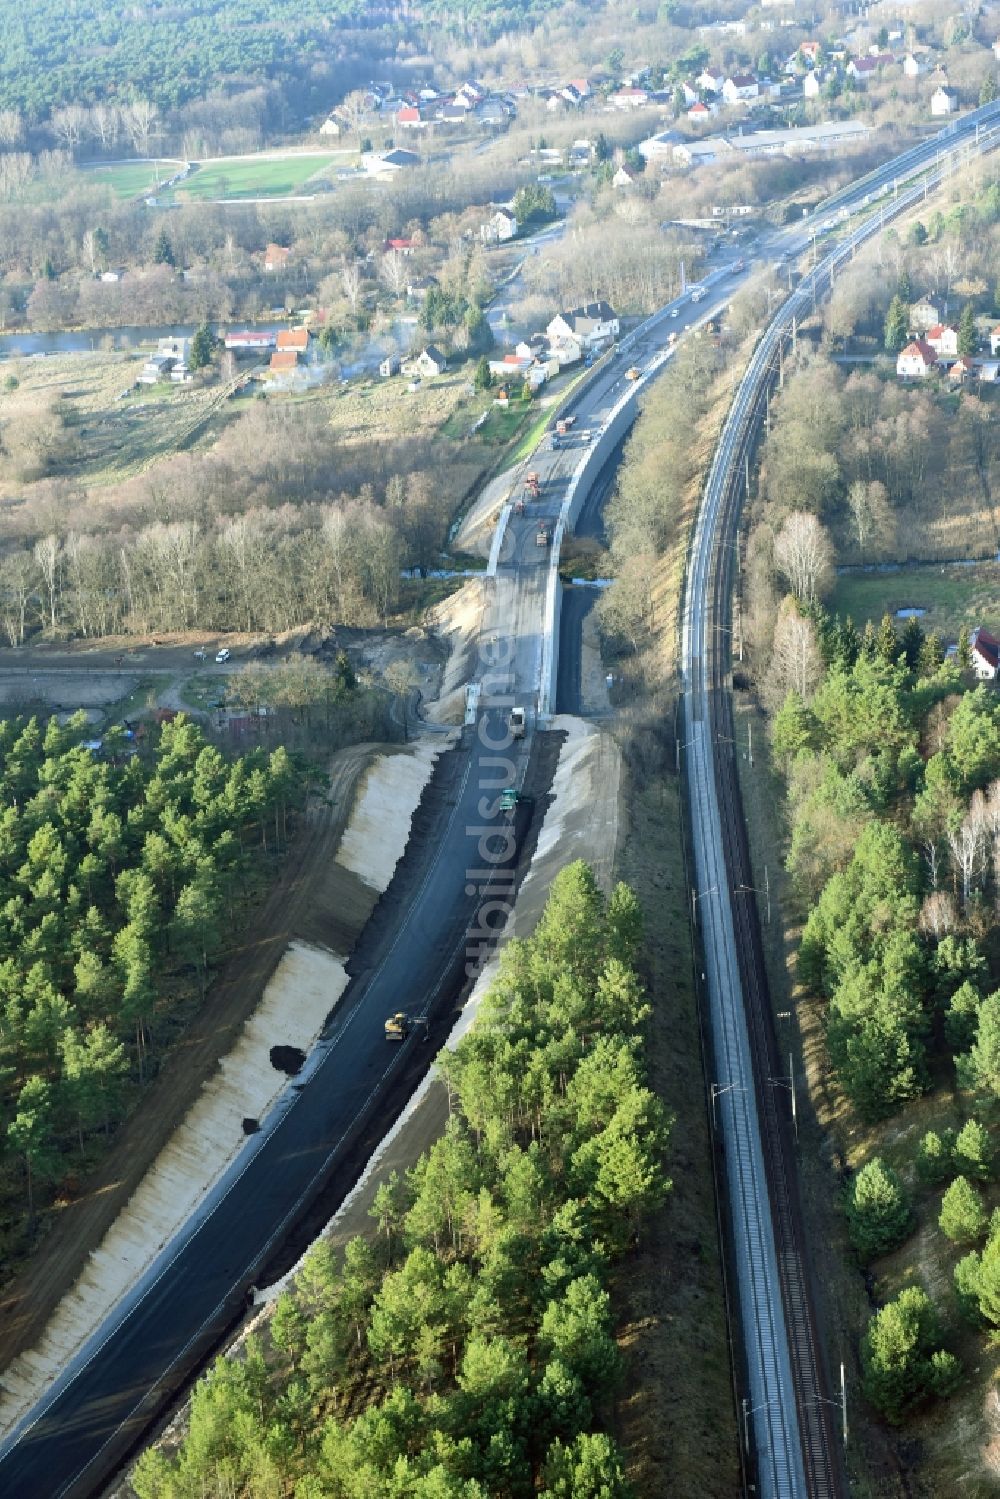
[0,269,707,1498]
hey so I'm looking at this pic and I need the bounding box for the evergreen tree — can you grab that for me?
[939,1176,987,1243]
[188,321,216,371]
[961,991,1000,1094]
[847,1157,912,1259]
[953,1119,992,1181]
[957,302,977,356]
[916,1129,954,1185]
[152,227,174,266]
[884,295,909,352]
[862,1287,960,1422]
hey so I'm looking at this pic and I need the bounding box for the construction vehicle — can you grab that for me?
[525,471,541,499]
[384,1011,408,1042]
[536,524,550,547]
[499,787,518,815]
[509,706,525,738]
[554,414,577,436]
[626,367,641,381]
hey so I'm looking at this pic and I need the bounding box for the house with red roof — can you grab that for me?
[971,626,1000,680]
[896,339,937,377]
[926,323,959,357]
[396,105,425,129]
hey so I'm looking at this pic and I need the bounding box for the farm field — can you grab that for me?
[175,153,347,200]
[831,562,1000,645]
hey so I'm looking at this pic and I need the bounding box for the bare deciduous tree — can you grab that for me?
[846,479,894,555]
[773,511,834,603]
[764,601,822,708]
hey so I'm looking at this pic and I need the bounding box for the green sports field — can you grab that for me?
[175,154,344,199]
[83,160,181,199]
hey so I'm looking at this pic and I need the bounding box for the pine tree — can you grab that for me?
[940,1176,987,1243]
[957,302,977,356]
[862,1287,960,1422]
[953,1119,992,1181]
[153,227,174,266]
[847,1157,912,1259]
[916,1129,953,1185]
[884,295,909,353]
[188,322,216,371]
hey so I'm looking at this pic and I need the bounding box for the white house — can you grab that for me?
[896,339,937,377]
[319,113,347,136]
[480,206,518,243]
[910,297,941,332]
[931,85,959,116]
[902,53,926,78]
[803,71,823,98]
[688,100,718,123]
[612,164,638,187]
[970,626,1000,680]
[925,323,959,357]
[547,301,620,348]
[379,353,401,378]
[722,74,760,104]
[990,323,1000,356]
[697,68,726,93]
[401,345,448,378]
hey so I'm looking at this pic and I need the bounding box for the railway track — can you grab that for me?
[682,102,1000,1499]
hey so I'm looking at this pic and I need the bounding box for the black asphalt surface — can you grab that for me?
[556,587,595,717]
[0,711,531,1499]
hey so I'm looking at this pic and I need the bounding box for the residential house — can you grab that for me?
[994,37,1000,62]
[931,85,959,116]
[688,100,718,123]
[611,86,650,108]
[560,84,585,107]
[263,244,292,272]
[319,112,348,137]
[612,164,638,187]
[268,350,299,376]
[396,106,425,129]
[379,353,401,378]
[406,276,438,301]
[799,40,822,62]
[477,100,511,127]
[697,68,726,93]
[680,81,700,107]
[970,626,1000,680]
[276,327,309,355]
[722,74,760,104]
[139,336,191,384]
[925,323,959,357]
[401,345,448,378]
[515,335,548,361]
[488,353,532,379]
[384,237,417,254]
[224,330,277,352]
[847,56,880,79]
[896,338,937,377]
[567,78,591,99]
[866,49,896,66]
[100,267,126,282]
[547,334,583,367]
[990,324,1000,355]
[437,103,468,125]
[364,148,422,178]
[948,354,976,382]
[977,359,1000,382]
[910,296,941,332]
[547,301,620,348]
[803,71,824,98]
[480,206,518,243]
[902,53,926,78]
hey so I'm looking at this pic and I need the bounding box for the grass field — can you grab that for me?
[831,563,1000,643]
[176,154,345,200]
[81,161,181,199]
[3,350,238,485]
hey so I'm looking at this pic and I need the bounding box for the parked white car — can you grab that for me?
[215,648,231,664]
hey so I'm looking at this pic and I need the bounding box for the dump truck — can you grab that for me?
[525,471,541,499]
[509,706,526,738]
[555,414,577,436]
[385,1012,408,1042]
[536,524,550,547]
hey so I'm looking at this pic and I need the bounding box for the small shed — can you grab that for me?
[380,353,401,378]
